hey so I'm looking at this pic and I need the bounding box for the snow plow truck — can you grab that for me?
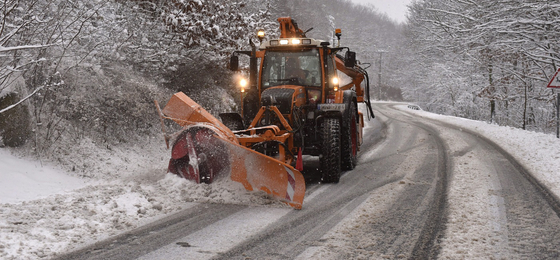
[155,17,374,209]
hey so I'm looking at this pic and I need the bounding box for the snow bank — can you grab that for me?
[0,149,86,204]
[0,137,286,259]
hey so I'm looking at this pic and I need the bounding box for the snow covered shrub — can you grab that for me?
[53,63,171,146]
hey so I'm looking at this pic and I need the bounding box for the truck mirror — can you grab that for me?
[229,55,239,71]
[344,51,356,68]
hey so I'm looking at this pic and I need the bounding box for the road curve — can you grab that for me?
[383,104,560,259]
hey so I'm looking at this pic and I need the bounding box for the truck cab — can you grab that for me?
[226,17,373,183]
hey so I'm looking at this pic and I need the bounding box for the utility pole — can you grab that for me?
[546,68,560,138]
[556,90,560,138]
[377,50,388,100]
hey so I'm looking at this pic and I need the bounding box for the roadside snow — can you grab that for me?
[0,137,285,259]
[0,149,86,204]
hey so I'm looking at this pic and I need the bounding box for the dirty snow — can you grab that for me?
[394,104,560,202]
[394,104,560,259]
[138,207,291,260]
[299,103,560,259]
[1,103,560,259]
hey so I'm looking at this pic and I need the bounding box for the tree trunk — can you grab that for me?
[523,83,528,130]
[490,99,495,123]
[0,93,31,147]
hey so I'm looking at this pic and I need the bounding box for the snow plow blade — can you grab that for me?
[156,92,306,209]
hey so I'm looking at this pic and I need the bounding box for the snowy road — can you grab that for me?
[9,103,560,259]
[384,104,560,259]
[58,103,447,259]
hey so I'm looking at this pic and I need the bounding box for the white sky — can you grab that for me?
[351,0,412,23]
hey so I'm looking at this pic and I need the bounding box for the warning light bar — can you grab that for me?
[266,38,317,48]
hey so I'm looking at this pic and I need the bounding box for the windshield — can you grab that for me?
[261,49,322,88]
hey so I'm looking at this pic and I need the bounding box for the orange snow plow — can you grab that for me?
[155,93,306,209]
[155,17,374,210]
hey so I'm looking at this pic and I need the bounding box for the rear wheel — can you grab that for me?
[342,102,358,170]
[320,117,341,183]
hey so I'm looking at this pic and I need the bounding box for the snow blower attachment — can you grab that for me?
[155,92,306,209]
[155,17,374,210]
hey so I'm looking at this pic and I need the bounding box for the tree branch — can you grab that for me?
[0,85,43,114]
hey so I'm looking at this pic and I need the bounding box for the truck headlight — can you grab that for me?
[332,77,339,91]
[240,78,248,88]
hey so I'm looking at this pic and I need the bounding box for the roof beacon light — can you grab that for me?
[291,38,301,45]
[335,28,342,47]
[279,39,289,45]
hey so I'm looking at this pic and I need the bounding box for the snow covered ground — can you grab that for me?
[0,149,86,204]
[0,103,559,259]
[0,137,285,259]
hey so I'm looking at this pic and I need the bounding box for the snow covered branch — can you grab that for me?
[0,85,43,114]
[405,0,560,132]
[0,44,52,52]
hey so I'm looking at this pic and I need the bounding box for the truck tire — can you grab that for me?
[341,102,358,170]
[320,117,342,183]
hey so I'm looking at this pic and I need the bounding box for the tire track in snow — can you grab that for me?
[382,105,450,259]
[396,103,560,258]
[54,203,247,260]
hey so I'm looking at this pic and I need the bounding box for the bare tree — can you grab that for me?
[405,0,559,133]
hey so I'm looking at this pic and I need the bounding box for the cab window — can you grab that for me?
[261,49,322,88]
